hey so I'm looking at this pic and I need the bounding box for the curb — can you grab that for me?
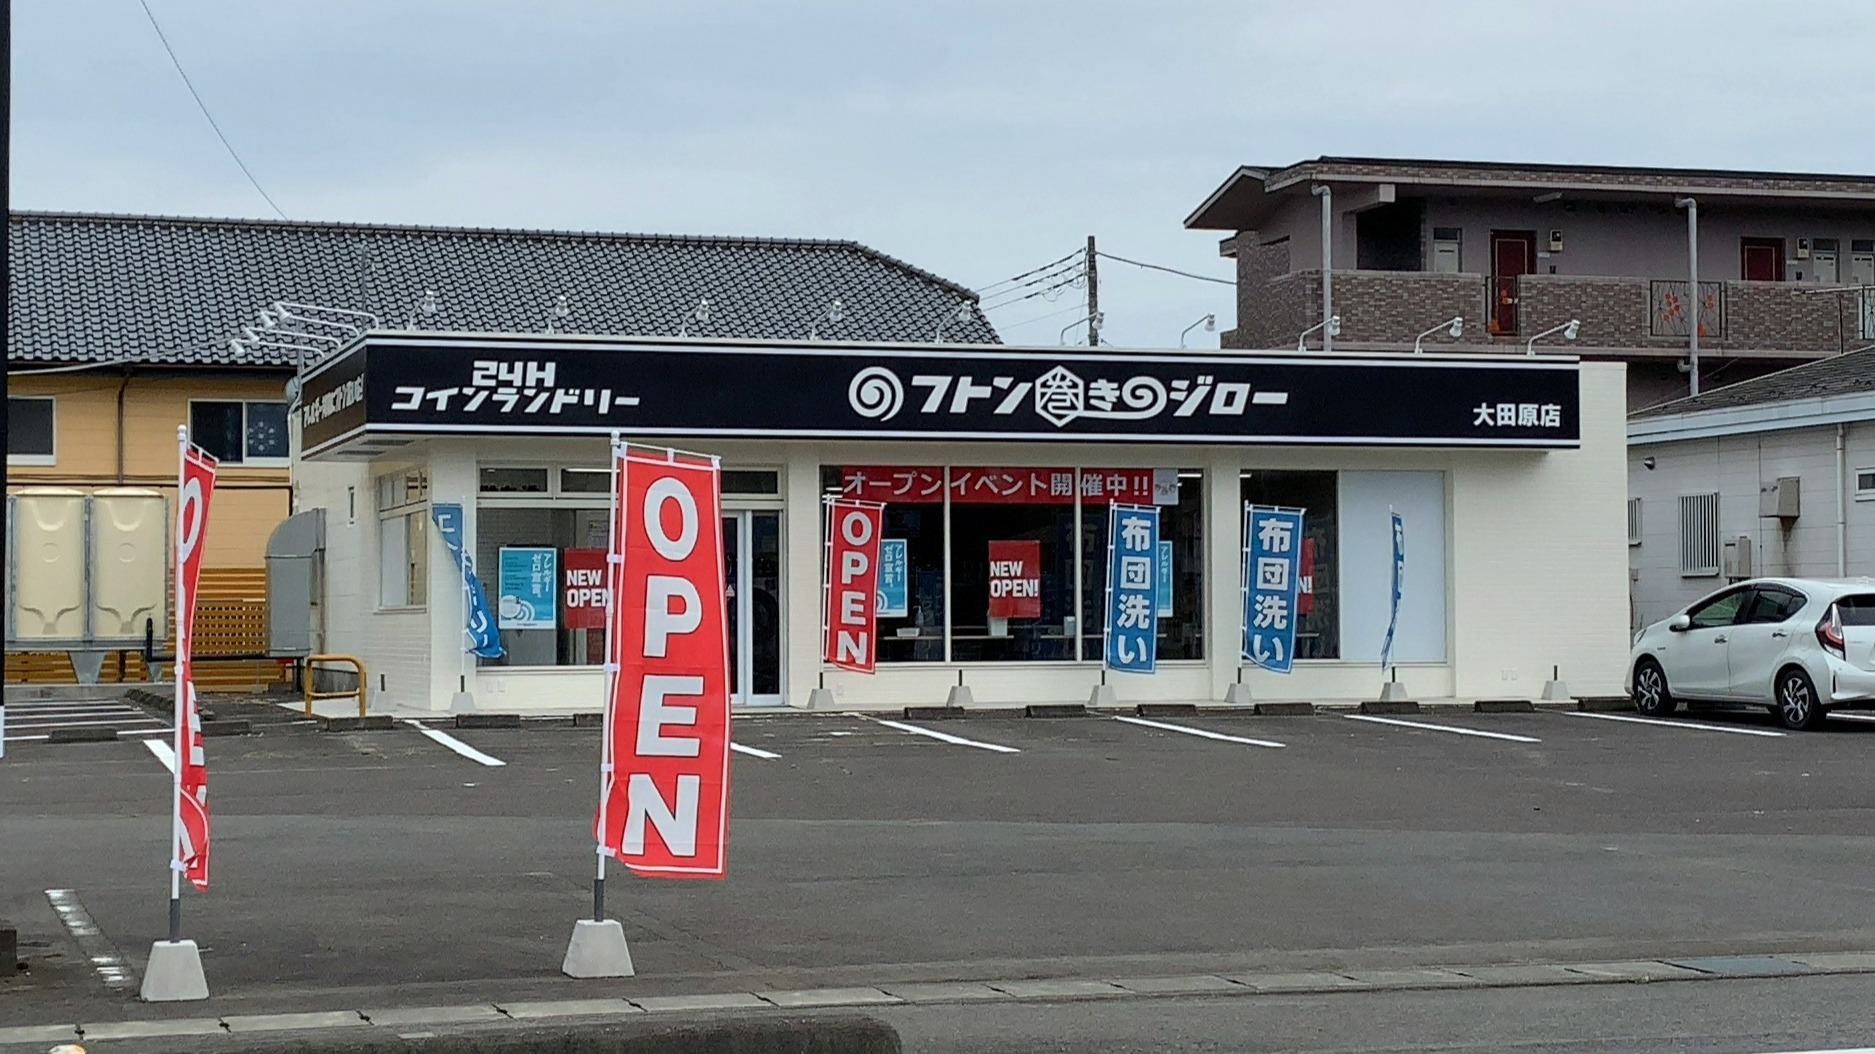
[318,715,396,732]
[456,714,524,730]
[1474,699,1537,714]
[10,951,1875,1049]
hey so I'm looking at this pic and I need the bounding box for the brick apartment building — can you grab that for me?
[1185,158,1875,410]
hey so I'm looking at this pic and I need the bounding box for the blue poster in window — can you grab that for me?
[1243,505,1304,674]
[430,503,504,659]
[1156,539,1173,618]
[1104,504,1159,673]
[877,538,909,618]
[498,546,558,630]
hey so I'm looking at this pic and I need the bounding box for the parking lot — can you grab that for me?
[6,702,1875,1023]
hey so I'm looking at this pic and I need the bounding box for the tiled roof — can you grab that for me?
[1631,346,1875,418]
[8,212,999,366]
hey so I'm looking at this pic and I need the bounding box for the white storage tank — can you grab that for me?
[89,487,168,642]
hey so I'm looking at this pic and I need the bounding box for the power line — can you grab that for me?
[981,270,1084,311]
[978,259,1083,306]
[975,250,1080,294]
[1095,250,1232,286]
[138,0,287,219]
[994,302,1095,331]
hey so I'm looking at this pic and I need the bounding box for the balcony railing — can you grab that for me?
[1240,269,1868,354]
[1648,280,1726,339]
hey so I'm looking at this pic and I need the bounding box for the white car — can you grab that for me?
[1629,577,1875,731]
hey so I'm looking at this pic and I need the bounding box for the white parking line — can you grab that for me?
[866,717,1021,754]
[1565,711,1787,738]
[1344,714,1542,743]
[1112,715,1285,748]
[730,743,780,759]
[401,720,507,766]
[144,738,177,772]
[1827,712,1875,724]
[46,889,134,988]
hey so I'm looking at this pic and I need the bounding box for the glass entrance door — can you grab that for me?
[721,510,783,706]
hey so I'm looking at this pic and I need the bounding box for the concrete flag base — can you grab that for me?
[805,687,836,709]
[1224,683,1254,707]
[449,691,477,714]
[1540,679,1573,702]
[562,918,635,978]
[1086,684,1118,709]
[945,684,975,708]
[1377,680,1412,703]
[141,939,209,1001]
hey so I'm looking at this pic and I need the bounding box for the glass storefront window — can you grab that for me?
[950,501,1075,662]
[828,465,1199,663]
[1082,472,1205,661]
[475,505,610,666]
[1241,470,1339,660]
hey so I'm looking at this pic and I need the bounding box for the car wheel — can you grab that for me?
[1775,667,1826,731]
[1633,659,1676,717]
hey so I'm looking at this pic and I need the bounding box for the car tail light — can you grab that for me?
[1818,604,1846,659]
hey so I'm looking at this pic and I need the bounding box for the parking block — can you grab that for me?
[1358,700,1420,715]
[1252,702,1314,716]
[1474,699,1536,713]
[455,713,522,729]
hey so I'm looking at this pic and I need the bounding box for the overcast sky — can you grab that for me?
[14,1,1875,348]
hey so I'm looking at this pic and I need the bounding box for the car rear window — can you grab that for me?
[1836,595,1875,625]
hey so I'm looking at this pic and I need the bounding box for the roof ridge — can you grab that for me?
[1279,156,1875,185]
[7,209,879,253]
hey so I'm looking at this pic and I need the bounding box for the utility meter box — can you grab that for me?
[1722,535,1755,580]
[1760,476,1801,519]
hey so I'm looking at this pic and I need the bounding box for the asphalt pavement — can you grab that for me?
[5,703,1875,1052]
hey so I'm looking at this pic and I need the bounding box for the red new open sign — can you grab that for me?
[561,548,609,630]
[986,539,1041,619]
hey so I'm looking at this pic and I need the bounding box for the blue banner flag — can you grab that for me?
[1381,510,1404,669]
[430,503,504,659]
[1242,505,1304,673]
[1104,504,1160,673]
[877,538,909,618]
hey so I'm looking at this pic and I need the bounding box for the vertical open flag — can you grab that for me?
[1104,504,1160,673]
[824,498,884,673]
[174,440,217,892]
[595,448,733,879]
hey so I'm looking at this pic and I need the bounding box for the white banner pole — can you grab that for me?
[168,425,187,943]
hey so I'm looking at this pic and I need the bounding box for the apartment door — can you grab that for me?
[1741,237,1786,281]
[1490,230,1537,334]
[721,510,783,706]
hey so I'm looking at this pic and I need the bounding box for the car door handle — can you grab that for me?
[1714,635,1727,643]
[1772,630,1789,638]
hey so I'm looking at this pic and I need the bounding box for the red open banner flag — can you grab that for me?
[595,451,732,879]
[175,443,217,892]
[824,500,883,673]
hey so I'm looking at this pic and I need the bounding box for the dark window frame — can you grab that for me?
[7,395,56,461]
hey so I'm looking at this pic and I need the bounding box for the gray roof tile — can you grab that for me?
[1631,346,1875,418]
[8,212,999,367]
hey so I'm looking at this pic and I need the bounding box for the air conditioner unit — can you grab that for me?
[1722,536,1754,580]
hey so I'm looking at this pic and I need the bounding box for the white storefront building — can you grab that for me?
[291,331,1631,711]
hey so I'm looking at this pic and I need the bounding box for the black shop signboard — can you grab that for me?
[297,334,1581,457]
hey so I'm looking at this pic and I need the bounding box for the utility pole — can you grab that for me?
[1084,235,1099,346]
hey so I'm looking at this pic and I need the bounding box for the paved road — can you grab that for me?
[1,698,170,744]
[4,705,1875,1051]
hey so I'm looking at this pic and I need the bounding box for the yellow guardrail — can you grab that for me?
[303,654,368,718]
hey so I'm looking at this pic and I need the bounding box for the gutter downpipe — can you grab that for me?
[115,365,132,484]
[1313,184,1333,353]
[1838,423,1848,577]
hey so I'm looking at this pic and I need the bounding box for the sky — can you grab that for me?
[13,0,1875,349]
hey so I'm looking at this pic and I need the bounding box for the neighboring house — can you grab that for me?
[1185,157,1875,411]
[1626,346,1875,630]
[6,210,997,683]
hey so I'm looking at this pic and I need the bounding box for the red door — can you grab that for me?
[1741,238,1786,282]
[1491,230,1538,335]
